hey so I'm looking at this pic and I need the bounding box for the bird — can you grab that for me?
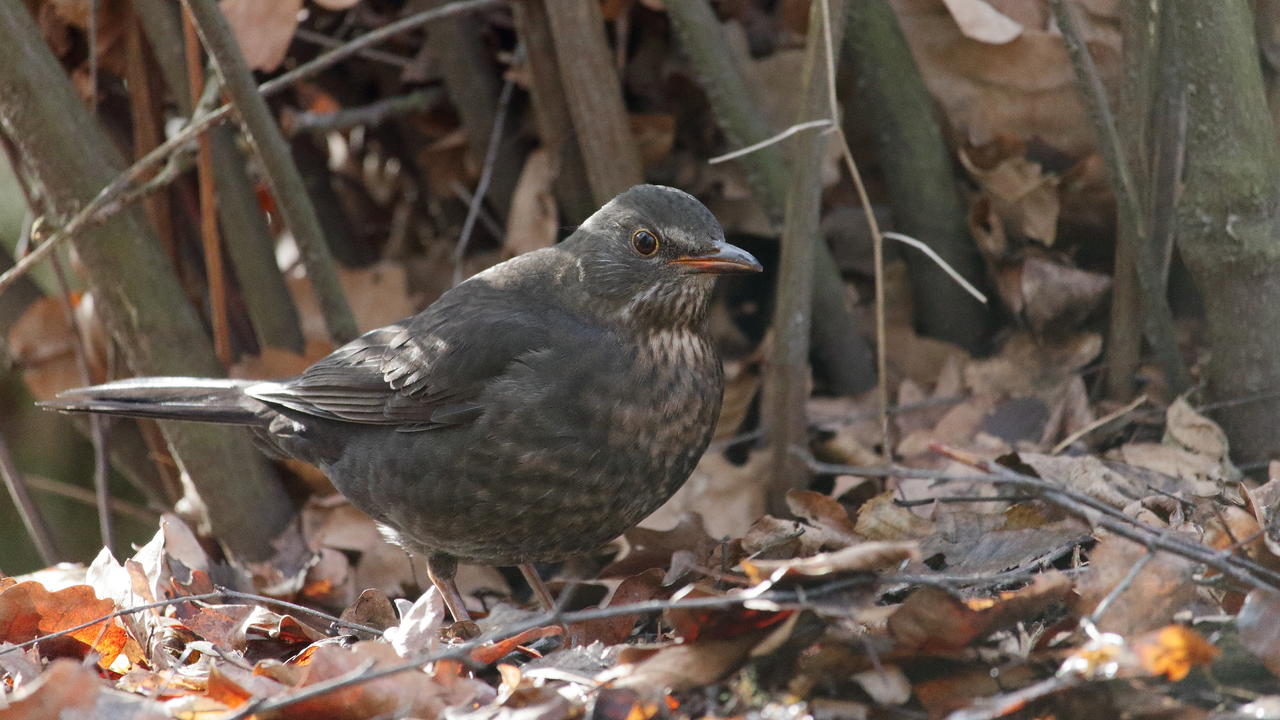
[43,184,761,622]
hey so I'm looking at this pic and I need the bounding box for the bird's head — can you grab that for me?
[564,185,761,328]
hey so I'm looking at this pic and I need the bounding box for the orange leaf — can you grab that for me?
[468,625,561,666]
[0,581,129,668]
[1132,626,1218,681]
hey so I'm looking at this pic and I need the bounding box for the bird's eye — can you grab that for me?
[631,229,660,257]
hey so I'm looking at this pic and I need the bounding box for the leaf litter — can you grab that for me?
[5,0,1280,718]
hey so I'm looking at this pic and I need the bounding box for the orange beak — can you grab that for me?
[667,242,762,274]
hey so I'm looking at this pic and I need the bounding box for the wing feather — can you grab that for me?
[246,278,594,430]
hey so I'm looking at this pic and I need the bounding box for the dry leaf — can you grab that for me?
[888,572,1071,651]
[1164,397,1230,461]
[288,258,420,345]
[1073,536,1195,635]
[0,659,107,720]
[630,113,676,168]
[383,588,445,658]
[219,0,303,72]
[745,541,920,579]
[852,664,912,705]
[609,631,769,692]
[503,147,560,258]
[1131,626,1219,681]
[0,581,130,668]
[340,588,399,633]
[567,569,666,646]
[786,489,860,547]
[8,297,82,401]
[265,640,492,718]
[940,0,1023,43]
[1239,589,1280,677]
[961,144,1061,246]
[642,452,767,539]
[854,492,937,541]
[893,0,1121,155]
[1013,251,1112,334]
[965,332,1101,399]
[206,662,291,709]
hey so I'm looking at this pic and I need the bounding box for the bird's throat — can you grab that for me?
[618,277,714,330]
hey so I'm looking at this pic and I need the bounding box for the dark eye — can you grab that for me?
[631,229,660,257]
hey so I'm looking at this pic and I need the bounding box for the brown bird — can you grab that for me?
[44,184,761,621]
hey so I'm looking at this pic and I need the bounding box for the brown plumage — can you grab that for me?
[44,185,761,620]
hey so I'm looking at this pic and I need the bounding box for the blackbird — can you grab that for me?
[45,184,760,620]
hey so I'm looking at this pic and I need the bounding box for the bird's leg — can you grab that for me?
[426,553,472,622]
[519,563,556,611]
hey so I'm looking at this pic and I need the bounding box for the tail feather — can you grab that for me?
[41,377,269,426]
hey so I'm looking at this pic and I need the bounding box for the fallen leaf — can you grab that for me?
[609,631,769,693]
[219,0,303,72]
[568,569,666,647]
[888,572,1071,651]
[744,541,920,580]
[1239,589,1280,677]
[963,142,1062,245]
[630,113,676,168]
[854,492,937,541]
[7,296,86,401]
[206,662,291,709]
[340,588,399,633]
[1164,397,1230,462]
[383,588,445,657]
[664,585,793,642]
[641,452,767,540]
[503,147,559,258]
[1014,251,1112,335]
[266,640,493,718]
[0,659,106,720]
[0,581,129,668]
[1072,536,1195,635]
[1131,625,1219,681]
[940,0,1023,44]
[786,490,860,547]
[893,0,1121,156]
[852,664,913,705]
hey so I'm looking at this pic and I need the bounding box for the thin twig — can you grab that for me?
[930,444,1280,592]
[0,0,505,298]
[183,7,231,365]
[22,473,156,523]
[1051,393,1148,454]
[881,232,987,303]
[454,78,515,286]
[706,120,833,164]
[820,0,890,458]
[0,589,381,659]
[212,588,383,636]
[225,578,878,720]
[48,252,113,552]
[88,0,98,111]
[291,27,414,69]
[892,494,1033,508]
[287,89,441,136]
[0,428,60,564]
[1088,549,1154,624]
[184,0,357,344]
[1049,0,1189,396]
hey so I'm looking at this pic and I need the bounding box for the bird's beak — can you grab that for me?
[668,241,763,274]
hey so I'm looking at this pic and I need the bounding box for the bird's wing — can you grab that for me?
[249,283,591,430]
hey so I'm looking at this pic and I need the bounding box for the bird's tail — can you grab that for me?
[41,377,267,425]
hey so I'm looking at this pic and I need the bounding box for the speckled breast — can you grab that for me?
[337,326,725,566]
